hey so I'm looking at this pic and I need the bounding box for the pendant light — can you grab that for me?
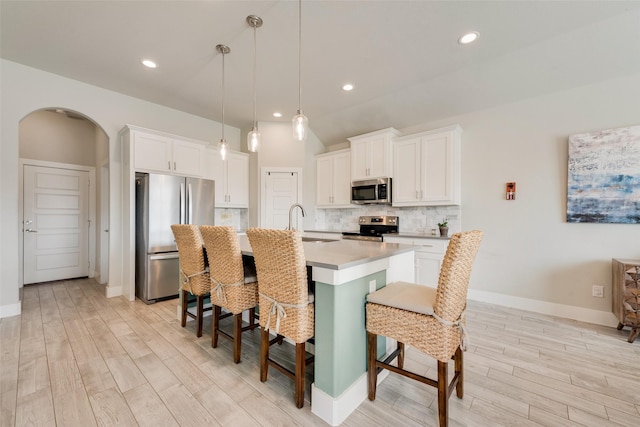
[247,15,263,153]
[292,0,308,142]
[217,44,230,160]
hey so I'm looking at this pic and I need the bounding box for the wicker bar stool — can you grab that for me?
[199,226,259,363]
[246,228,314,408]
[170,224,212,338]
[366,230,482,427]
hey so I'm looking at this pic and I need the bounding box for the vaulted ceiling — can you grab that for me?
[2,1,640,145]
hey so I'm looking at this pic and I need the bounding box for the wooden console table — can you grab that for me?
[612,258,640,343]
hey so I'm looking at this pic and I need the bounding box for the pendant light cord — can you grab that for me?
[253,24,257,129]
[221,50,226,141]
[297,0,302,112]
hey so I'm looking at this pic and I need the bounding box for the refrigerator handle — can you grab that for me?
[188,183,193,224]
[180,182,185,224]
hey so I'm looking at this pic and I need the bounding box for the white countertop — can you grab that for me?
[238,235,416,270]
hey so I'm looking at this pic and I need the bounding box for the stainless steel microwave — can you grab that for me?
[351,178,392,204]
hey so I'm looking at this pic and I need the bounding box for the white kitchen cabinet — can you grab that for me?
[393,125,462,207]
[383,235,449,286]
[205,149,249,208]
[316,149,352,208]
[133,129,205,177]
[348,128,400,180]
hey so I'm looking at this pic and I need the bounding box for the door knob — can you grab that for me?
[25,229,38,233]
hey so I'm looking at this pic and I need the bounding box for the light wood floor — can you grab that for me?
[2,278,639,426]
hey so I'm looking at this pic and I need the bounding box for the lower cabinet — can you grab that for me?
[383,236,449,286]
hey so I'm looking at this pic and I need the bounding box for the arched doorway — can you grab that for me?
[18,108,109,285]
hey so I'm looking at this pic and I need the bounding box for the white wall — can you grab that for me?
[249,121,324,229]
[20,110,97,166]
[398,71,640,323]
[0,59,239,317]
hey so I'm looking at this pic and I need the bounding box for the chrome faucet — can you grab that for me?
[287,203,306,231]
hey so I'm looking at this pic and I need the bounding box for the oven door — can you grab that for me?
[351,181,378,204]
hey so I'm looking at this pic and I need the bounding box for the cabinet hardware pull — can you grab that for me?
[168,161,171,170]
[174,161,176,170]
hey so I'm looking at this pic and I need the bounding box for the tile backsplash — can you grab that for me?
[215,208,248,231]
[314,205,462,234]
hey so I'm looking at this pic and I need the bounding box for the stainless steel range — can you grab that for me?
[342,216,399,242]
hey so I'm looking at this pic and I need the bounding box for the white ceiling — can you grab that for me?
[2,1,640,145]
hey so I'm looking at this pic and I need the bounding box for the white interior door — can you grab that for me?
[264,171,300,230]
[23,165,89,284]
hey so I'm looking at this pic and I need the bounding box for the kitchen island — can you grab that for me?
[237,236,416,426]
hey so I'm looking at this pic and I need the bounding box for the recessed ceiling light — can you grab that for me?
[342,83,354,91]
[458,31,479,45]
[273,112,282,118]
[142,59,157,68]
[55,108,65,114]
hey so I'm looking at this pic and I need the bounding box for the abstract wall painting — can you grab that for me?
[567,125,640,223]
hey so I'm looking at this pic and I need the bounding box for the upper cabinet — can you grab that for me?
[393,125,462,207]
[205,149,249,208]
[348,128,400,180]
[132,129,205,177]
[316,149,352,208]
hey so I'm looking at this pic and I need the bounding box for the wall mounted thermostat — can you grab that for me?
[506,182,516,200]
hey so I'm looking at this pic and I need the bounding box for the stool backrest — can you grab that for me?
[246,228,308,306]
[200,226,244,285]
[170,224,209,295]
[434,230,483,322]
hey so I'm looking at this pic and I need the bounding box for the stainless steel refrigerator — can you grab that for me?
[135,172,215,304]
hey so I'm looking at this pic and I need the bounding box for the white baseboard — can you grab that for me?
[0,302,21,318]
[311,370,389,426]
[467,288,619,327]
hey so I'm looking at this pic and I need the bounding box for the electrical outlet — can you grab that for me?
[369,280,377,294]
[592,285,604,298]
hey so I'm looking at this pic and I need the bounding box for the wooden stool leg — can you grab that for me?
[260,327,269,382]
[234,313,242,364]
[295,342,305,408]
[455,347,463,398]
[249,307,255,327]
[617,322,624,330]
[628,328,640,343]
[367,331,377,401]
[397,341,405,369]
[437,360,449,427]
[181,290,188,327]
[212,305,221,348]
[196,295,204,337]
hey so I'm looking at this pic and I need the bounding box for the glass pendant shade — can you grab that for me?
[218,139,228,161]
[292,110,308,142]
[247,127,260,152]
